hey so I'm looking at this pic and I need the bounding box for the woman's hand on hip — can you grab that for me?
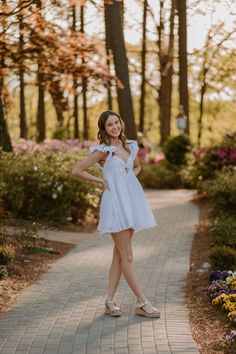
[102,179,110,191]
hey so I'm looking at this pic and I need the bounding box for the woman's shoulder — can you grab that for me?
[126,140,139,156]
[127,140,139,149]
[89,144,116,154]
[127,139,138,146]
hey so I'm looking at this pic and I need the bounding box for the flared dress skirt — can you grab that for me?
[90,141,157,235]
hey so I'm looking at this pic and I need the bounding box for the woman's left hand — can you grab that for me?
[102,179,110,191]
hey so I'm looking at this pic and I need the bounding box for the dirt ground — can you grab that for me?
[185,197,235,354]
[0,235,75,315]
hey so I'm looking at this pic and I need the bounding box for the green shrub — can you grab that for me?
[0,244,16,264]
[204,169,236,218]
[209,245,236,270]
[0,150,101,224]
[138,162,182,189]
[210,216,236,249]
[163,135,191,167]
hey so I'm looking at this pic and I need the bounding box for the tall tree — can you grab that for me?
[104,4,113,110]
[158,0,176,146]
[197,24,234,146]
[36,0,45,142]
[0,0,12,151]
[80,3,89,140]
[177,0,189,134]
[18,0,27,139]
[72,3,79,138]
[105,1,136,139]
[139,0,147,133]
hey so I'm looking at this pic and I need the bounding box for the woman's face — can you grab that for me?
[104,115,122,138]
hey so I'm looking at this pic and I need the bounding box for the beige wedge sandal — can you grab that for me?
[135,300,161,318]
[105,299,121,317]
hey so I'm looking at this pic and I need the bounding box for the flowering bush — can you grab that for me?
[0,149,101,224]
[207,271,236,325]
[0,265,8,279]
[13,138,95,154]
[189,133,236,186]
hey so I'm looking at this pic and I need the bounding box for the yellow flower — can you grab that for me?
[228,310,236,318]
[212,293,228,305]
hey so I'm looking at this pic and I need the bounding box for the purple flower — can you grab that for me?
[221,270,230,279]
[209,270,222,282]
[226,330,236,341]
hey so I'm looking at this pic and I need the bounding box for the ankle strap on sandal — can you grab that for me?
[136,300,149,308]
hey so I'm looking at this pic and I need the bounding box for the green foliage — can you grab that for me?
[0,244,16,265]
[209,245,236,270]
[210,216,236,249]
[0,151,101,224]
[138,162,182,189]
[221,131,236,148]
[204,169,236,218]
[163,135,191,167]
[23,246,59,254]
[0,265,8,279]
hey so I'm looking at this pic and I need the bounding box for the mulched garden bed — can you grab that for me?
[185,197,235,354]
[0,235,75,315]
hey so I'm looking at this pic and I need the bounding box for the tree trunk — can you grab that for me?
[104,5,113,110]
[36,68,45,142]
[139,0,147,133]
[105,1,136,139]
[80,4,89,140]
[0,83,12,152]
[48,80,64,127]
[158,0,176,146]
[19,1,27,139]
[72,4,79,139]
[36,0,45,142]
[177,0,189,134]
[0,0,12,151]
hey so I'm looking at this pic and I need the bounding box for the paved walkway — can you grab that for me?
[0,190,200,354]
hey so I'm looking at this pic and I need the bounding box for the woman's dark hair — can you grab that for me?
[97,110,129,150]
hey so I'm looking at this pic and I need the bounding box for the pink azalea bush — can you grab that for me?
[190,132,236,186]
[13,139,96,154]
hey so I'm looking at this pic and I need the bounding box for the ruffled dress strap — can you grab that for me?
[127,140,139,160]
[89,144,116,156]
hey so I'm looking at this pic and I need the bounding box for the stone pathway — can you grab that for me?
[0,190,200,354]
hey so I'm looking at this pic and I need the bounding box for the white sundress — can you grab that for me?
[90,140,157,235]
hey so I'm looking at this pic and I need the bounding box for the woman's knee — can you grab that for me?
[126,251,133,263]
[113,246,121,263]
[112,231,133,263]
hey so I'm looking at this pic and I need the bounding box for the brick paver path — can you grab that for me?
[0,190,199,354]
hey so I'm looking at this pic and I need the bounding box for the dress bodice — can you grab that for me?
[89,140,139,177]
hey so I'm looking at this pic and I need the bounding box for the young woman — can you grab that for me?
[72,110,160,318]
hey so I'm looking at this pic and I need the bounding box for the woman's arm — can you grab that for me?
[72,151,107,185]
[133,156,141,176]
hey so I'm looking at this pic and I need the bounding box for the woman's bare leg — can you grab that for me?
[106,245,122,300]
[106,228,160,316]
[111,229,145,302]
[107,229,135,300]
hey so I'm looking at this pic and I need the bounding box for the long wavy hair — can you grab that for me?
[97,111,129,151]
